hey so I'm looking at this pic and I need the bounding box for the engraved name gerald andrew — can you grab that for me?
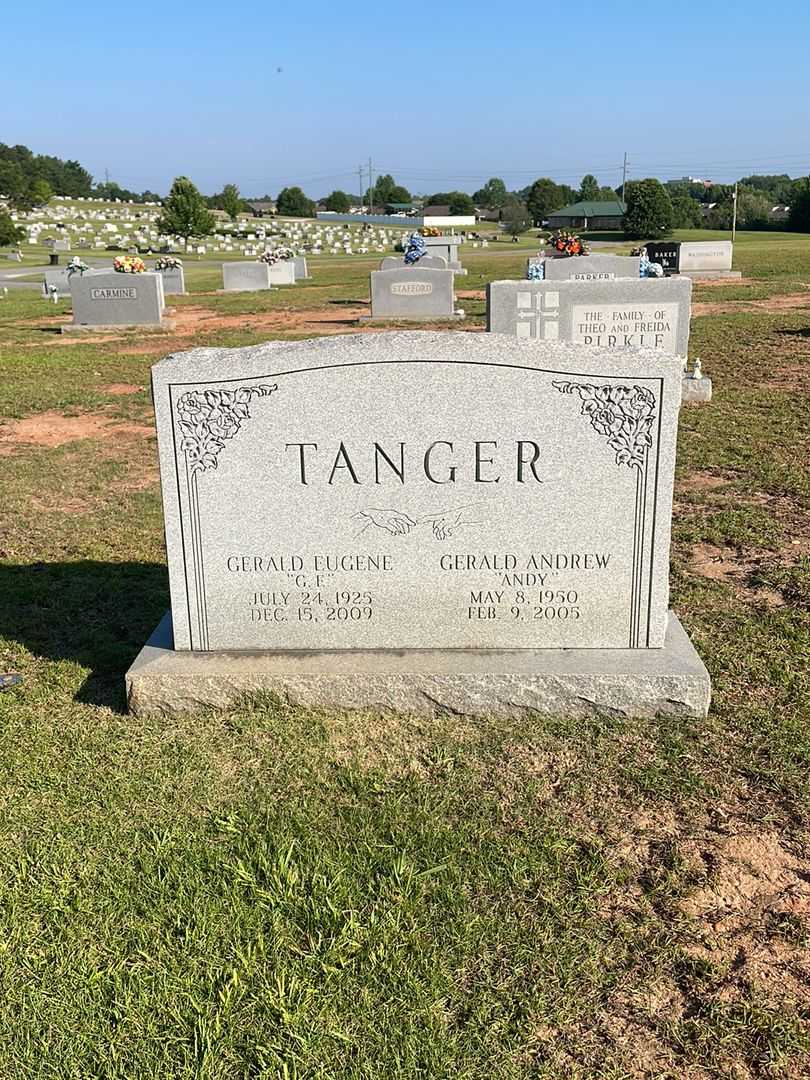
[157,347,673,654]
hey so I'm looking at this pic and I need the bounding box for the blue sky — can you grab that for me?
[4,0,810,198]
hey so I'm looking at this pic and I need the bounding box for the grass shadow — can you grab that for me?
[1,560,168,712]
[776,327,810,338]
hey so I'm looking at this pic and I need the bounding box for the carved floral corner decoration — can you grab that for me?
[552,382,656,470]
[177,385,277,474]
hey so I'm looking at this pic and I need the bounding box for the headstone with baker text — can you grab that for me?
[127,331,710,719]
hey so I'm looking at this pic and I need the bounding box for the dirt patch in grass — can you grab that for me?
[117,304,374,352]
[102,383,145,396]
[679,829,810,1003]
[16,304,489,353]
[681,470,735,492]
[0,411,153,453]
[693,291,810,317]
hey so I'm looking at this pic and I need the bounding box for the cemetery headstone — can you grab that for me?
[293,255,311,280]
[646,240,737,278]
[420,235,466,274]
[127,331,710,719]
[380,255,448,271]
[222,262,274,292]
[539,253,643,281]
[365,266,460,321]
[66,271,169,331]
[158,266,186,295]
[487,277,691,357]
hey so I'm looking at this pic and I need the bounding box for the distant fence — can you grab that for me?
[316,213,421,228]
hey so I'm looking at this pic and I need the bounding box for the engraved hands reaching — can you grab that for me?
[355,505,480,540]
[355,508,418,536]
[420,505,480,540]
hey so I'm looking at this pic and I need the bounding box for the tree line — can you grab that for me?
[4,143,810,239]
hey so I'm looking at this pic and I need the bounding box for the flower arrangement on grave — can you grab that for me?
[548,230,589,257]
[404,233,427,265]
[154,255,183,271]
[256,251,279,264]
[271,246,295,261]
[635,246,665,278]
[526,262,545,281]
[113,254,146,273]
[419,226,442,237]
[66,256,89,277]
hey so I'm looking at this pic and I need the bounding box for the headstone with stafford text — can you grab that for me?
[126,331,710,718]
[366,266,460,321]
[67,270,166,329]
[487,277,691,357]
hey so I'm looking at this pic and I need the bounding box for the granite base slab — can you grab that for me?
[61,319,176,334]
[682,376,713,404]
[358,313,466,323]
[126,611,711,720]
[673,270,742,280]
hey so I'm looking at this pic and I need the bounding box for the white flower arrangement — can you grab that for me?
[66,256,89,277]
[155,256,183,271]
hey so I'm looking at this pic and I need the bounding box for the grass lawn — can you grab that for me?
[0,236,808,1078]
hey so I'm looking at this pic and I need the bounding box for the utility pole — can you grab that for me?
[368,157,374,213]
[731,181,738,243]
[621,152,628,205]
[358,164,365,213]
[105,167,110,185]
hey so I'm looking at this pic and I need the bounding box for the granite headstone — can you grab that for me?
[68,270,165,327]
[128,332,709,718]
[487,277,691,357]
[367,266,458,320]
[540,253,642,281]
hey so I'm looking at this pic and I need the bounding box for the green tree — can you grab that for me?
[276,186,316,217]
[368,174,411,208]
[623,178,673,239]
[736,189,771,228]
[28,178,53,206]
[0,211,23,246]
[788,178,810,231]
[740,174,793,205]
[670,193,703,229]
[502,200,531,236]
[598,185,618,201]
[448,191,475,215]
[578,174,600,201]
[324,189,351,212]
[0,160,27,200]
[472,177,508,209]
[526,178,566,224]
[157,176,215,238]
[220,183,242,220]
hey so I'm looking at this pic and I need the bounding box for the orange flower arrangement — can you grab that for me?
[548,230,590,257]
